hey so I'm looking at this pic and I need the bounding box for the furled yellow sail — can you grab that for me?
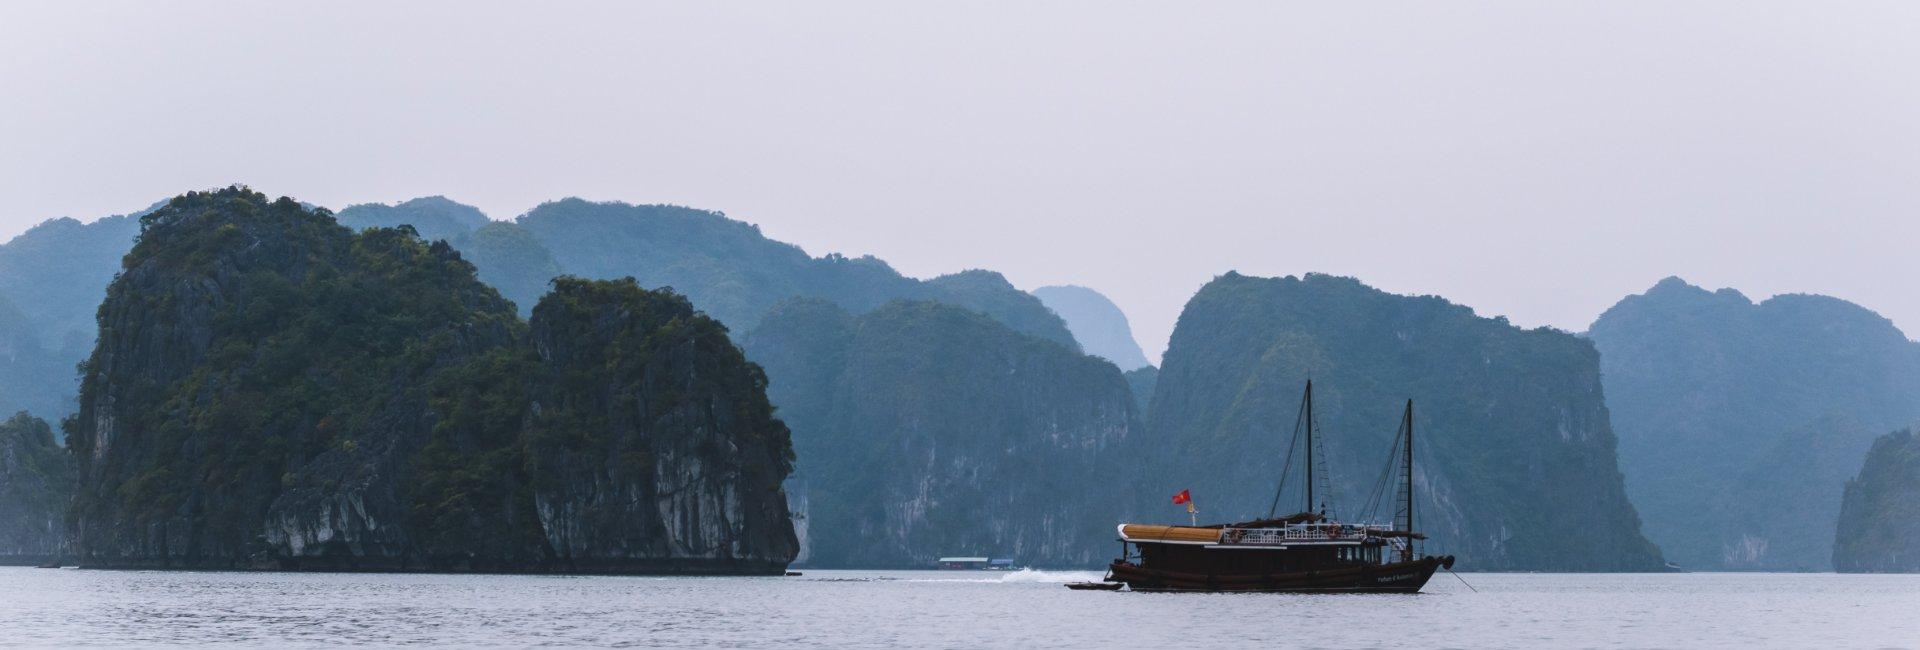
[1118,524,1222,544]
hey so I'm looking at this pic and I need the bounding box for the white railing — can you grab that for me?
[1218,523,1394,545]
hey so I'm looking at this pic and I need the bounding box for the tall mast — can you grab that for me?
[1266,383,1311,519]
[1398,399,1416,562]
[1304,380,1314,515]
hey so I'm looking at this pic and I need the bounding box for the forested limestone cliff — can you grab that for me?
[66,187,796,573]
[745,299,1138,567]
[0,412,69,564]
[1833,429,1920,572]
[1144,273,1665,571]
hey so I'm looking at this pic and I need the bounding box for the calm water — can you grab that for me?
[0,568,1915,648]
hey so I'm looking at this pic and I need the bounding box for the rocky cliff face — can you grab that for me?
[0,412,70,563]
[1587,277,1920,570]
[66,187,796,573]
[744,299,1138,568]
[1033,285,1151,370]
[1145,273,1665,571]
[522,278,797,572]
[1833,429,1920,572]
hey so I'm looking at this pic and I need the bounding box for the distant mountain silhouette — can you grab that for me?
[336,196,491,244]
[0,202,156,422]
[1033,285,1151,370]
[1587,276,1920,570]
[513,198,1078,347]
[1124,366,1157,417]
[333,196,1079,349]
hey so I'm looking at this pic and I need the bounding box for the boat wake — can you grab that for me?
[807,569,1106,584]
[996,569,1105,584]
[901,568,1103,583]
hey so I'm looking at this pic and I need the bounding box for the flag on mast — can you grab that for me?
[1172,489,1196,524]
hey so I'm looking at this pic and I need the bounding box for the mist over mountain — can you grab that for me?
[334,197,556,314]
[1587,277,1920,570]
[1142,272,1664,571]
[515,199,1079,348]
[1033,285,1152,370]
[461,222,564,314]
[332,196,1080,350]
[1124,366,1158,417]
[0,297,70,422]
[1833,429,1920,572]
[66,188,796,573]
[743,298,1138,568]
[0,205,151,422]
[336,196,491,244]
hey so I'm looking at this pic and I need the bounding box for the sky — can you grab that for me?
[4,2,1919,364]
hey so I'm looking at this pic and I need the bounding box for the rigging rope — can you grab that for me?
[1358,423,1404,523]
[1360,407,1415,524]
[1265,388,1309,519]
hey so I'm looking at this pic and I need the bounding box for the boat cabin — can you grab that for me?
[1118,522,1397,575]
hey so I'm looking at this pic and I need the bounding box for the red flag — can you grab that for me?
[1171,489,1191,505]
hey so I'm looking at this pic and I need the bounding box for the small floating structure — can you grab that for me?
[936,557,1016,570]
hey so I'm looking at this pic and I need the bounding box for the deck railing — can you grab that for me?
[1218,524,1394,545]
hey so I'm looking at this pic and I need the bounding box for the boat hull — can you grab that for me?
[1108,555,1452,593]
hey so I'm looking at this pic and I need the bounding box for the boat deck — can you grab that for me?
[1118,523,1387,547]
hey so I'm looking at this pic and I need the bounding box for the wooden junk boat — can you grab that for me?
[1102,381,1455,593]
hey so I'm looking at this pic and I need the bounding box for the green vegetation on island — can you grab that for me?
[65,187,797,573]
[0,412,70,563]
[1833,429,1920,572]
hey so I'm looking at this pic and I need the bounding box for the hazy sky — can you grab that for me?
[5,2,1919,363]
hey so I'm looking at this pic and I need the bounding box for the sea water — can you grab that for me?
[0,567,1914,648]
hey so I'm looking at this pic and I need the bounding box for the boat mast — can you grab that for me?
[1304,380,1315,515]
[1397,399,1416,562]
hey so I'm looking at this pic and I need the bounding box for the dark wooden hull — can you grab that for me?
[1109,555,1452,593]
